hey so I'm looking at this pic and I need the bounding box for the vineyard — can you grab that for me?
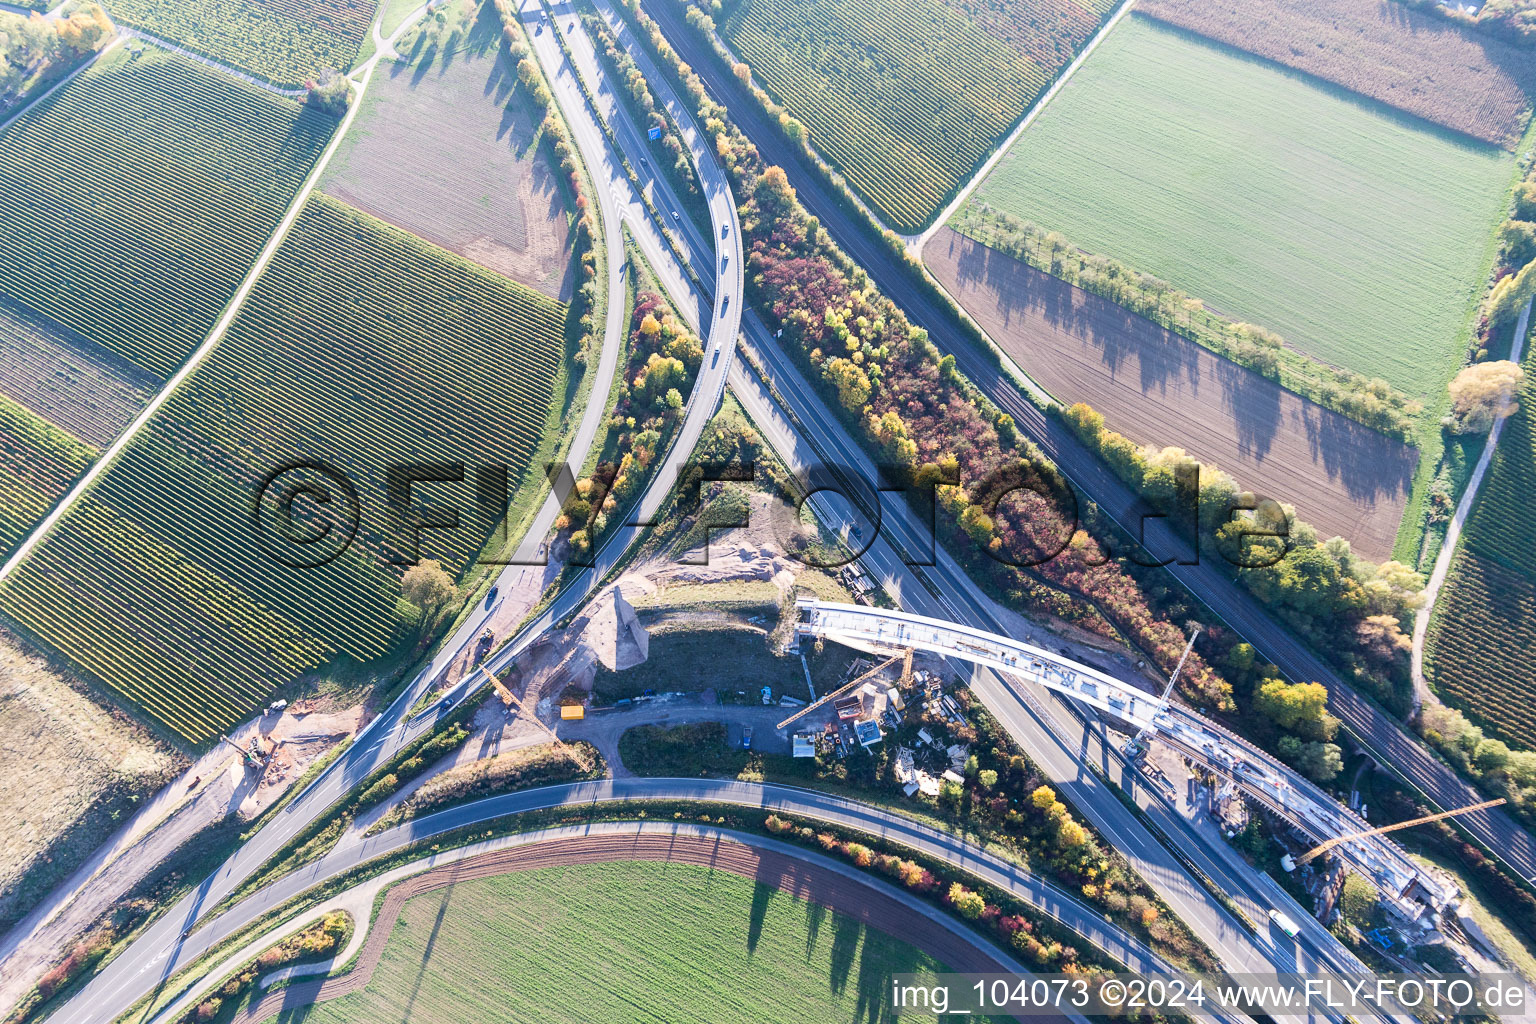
[1429,342,1536,746]
[0,46,333,380]
[0,196,568,744]
[967,15,1516,400]
[0,298,155,447]
[105,0,376,86]
[0,396,95,561]
[719,0,1115,231]
[1429,554,1536,748]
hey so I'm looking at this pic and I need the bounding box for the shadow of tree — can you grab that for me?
[933,228,1417,556]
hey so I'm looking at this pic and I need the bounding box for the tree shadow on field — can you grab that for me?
[398,867,467,1019]
[747,877,774,953]
[805,898,826,959]
[854,935,921,1024]
[943,229,1199,414]
[827,913,861,996]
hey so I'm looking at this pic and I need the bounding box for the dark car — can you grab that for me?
[485,586,498,608]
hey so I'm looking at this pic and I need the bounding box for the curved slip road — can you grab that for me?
[223,824,1076,1024]
[637,0,1536,885]
[97,777,1190,1024]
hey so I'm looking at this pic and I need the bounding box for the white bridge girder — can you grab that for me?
[796,600,1449,909]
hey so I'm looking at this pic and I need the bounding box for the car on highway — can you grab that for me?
[485,586,498,608]
[721,296,729,316]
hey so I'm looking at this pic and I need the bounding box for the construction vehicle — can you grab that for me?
[474,628,495,664]
[219,734,265,770]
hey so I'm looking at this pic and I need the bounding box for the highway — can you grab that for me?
[637,0,1536,886]
[38,4,1430,1021]
[543,8,1397,1017]
[48,3,745,1019]
[726,352,1390,1021]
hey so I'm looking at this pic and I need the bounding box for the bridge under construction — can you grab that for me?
[795,599,1451,912]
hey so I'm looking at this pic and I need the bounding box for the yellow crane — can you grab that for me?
[488,670,595,773]
[778,652,903,730]
[1295,797,1506,866]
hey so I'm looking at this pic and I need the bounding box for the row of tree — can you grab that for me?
[555,292,702,556]
[952,205,1422,440]
[1062,401,1424,719]
[611,0,1240,713]
[584,14,700,206]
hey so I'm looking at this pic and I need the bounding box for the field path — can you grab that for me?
[0,35,121,136]
[1411,296,1533,709]
[217,825,1051,1024]
[117,28,307,97]
[0,6,427,584]
[907,0,1134,250]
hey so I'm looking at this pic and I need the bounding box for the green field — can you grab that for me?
[1427,331,1536,747]
[296,860,986,1023]
[105,0,377,86]
[964,15,1516,401]
[0,46,333,380]
[0,396,94,562]
[721,0,1115,232]
[0,196,567,744]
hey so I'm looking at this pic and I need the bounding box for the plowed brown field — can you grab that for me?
[928,228,1417,561]
[1137,0,1536,149]
[322,35,572,299]
[231,831,1027,1024]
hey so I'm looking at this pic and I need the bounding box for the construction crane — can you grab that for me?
[487,670,595,773]
[778,653,902,729]
[1295,797,1506,866]
[1128,625,1200,754]
[218,734,265,770]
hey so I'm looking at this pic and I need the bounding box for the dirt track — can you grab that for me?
[230,833,1026,1023]
[927,228,1415,561]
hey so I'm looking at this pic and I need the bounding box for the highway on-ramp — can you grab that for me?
[118,778,1191,1024]
[533,9,1390,1018]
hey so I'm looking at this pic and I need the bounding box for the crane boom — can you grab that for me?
[486,669,593,772]
[777,654,901,729]
[1295,798,1505,866]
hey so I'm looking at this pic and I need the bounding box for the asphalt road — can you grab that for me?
[728,349,1388,1020]
[124,779,1192,1018]
[637,0,1536,885]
